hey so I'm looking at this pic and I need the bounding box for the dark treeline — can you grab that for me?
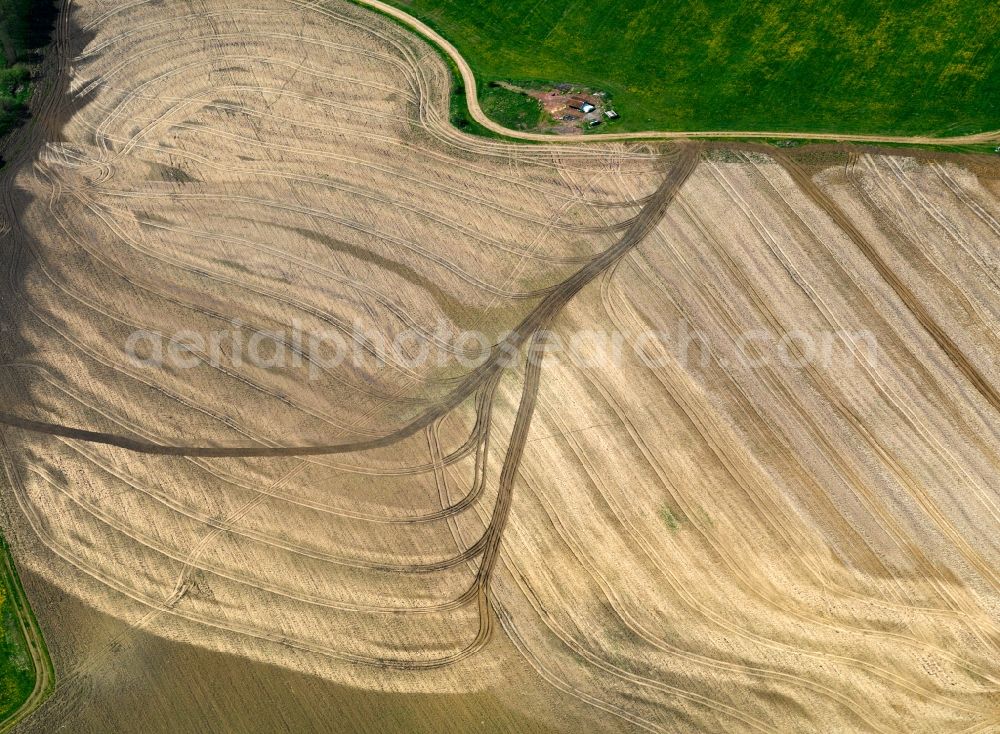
[1,0,59,144]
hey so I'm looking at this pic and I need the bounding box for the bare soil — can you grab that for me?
[0,0,998,732]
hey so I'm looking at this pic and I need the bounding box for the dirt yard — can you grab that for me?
[514,83,616,134]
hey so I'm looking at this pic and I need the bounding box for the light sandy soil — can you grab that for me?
[0,1,999,732]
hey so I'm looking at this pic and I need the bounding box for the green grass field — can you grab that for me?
[480,83,543,130]
[0,538,36,726]
[384,0,1000,136]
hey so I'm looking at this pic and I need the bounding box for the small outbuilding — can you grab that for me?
[604,109,619,119]
[580,102,596,114]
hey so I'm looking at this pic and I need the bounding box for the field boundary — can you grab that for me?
[349,0,1000,148]
[0,536,53,734]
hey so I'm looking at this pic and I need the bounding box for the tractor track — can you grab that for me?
[778,155,1000,415]
[0,147,698,457]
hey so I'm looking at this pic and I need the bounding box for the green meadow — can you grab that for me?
[0,538,35,726]
[385,0,1000,136]
[480,83,544,130]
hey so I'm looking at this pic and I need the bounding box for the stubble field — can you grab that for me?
[0,0,999,732]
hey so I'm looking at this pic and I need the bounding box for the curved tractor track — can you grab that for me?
[0,0,686,688]
[0,137,695,670]
[0,148,697,457]
[1,0,999,732]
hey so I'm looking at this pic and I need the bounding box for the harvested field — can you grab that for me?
[0,0,998,732]
[14,570,589,733]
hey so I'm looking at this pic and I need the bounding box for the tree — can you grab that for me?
[0,0,20,65]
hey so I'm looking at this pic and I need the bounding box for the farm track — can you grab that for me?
[0,543,53,734]
[1,0,999,731]
[0,0,692,683]
[350,0,1000,147]
[0,148,696,456]
[604,197,1000,681]
[778,155,1000,414]
[0,148,692,661]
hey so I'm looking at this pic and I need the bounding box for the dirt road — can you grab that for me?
[0,542,53,734]
[352,0,1000,147]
